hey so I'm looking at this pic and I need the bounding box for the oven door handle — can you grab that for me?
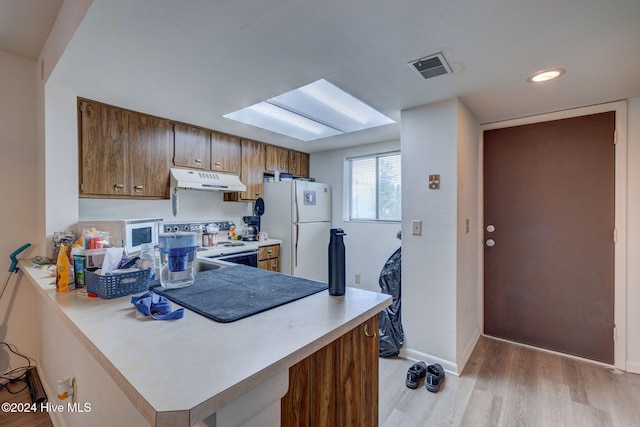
[211,250,259,260]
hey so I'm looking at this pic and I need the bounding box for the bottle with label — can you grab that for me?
[139,243,156,280]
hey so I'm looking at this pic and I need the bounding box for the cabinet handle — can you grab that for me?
[195,158,202,163]
[134,185,143,192]
[364,323,377,339]
[267,249,273,254]
[214,161,221,166]
[114,184,124,191]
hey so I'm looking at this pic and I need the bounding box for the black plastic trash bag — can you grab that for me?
[378,247,404,357]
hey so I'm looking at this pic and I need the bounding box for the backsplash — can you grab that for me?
[79,189,252,228]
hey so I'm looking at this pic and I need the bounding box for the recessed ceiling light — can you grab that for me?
[527,68,566,83]
[223,79,394,141]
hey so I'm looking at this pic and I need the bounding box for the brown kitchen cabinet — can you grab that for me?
[173,123,210,169]
[281,316,379,426]
[288,150,310,178]
[79,100,171,198]
[258,244,280,272]
[128,113,172,198]
[265,145,289,174]
[224,139,265,202]
[210,132,241,175]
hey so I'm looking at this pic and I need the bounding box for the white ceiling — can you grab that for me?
[9,0,640,153]
[0,0,62,60]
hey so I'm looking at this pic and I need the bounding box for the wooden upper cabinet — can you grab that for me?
[128,113,172,198]
[79,100,171,199]
[289,150,309,178]
[225,139,265,202]
[211,132,241,175]
[80,101,130,197]
[265,145,289,173]
[173,123,210,169]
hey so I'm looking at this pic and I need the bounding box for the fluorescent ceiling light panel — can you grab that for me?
[223,79,394,141]
[223,102,342,141]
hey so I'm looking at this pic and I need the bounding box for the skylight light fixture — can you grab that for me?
[223,79,394,141]
[527,68,566,83]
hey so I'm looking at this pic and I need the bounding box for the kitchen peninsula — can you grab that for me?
[20,260,391,426]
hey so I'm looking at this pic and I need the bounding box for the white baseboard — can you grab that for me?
[403,348,459,376]
[457,329,481,374]
[626,360,640,374]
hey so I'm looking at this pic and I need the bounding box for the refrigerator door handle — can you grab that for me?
[294,184,300,223]
[294,224,299,267]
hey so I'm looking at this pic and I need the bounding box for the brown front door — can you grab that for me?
[483,112,615,364]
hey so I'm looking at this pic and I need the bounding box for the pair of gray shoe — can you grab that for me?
[405,362,445,392]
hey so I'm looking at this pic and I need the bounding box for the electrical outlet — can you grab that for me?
[355,273,361,284]
[412,220,422,235]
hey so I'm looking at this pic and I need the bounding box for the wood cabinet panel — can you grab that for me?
[336,316,379,426]
[224,139,265,202]
[289,150,310,178]
[173,123,210,169]
[282,341,336,426]
[258,244,280,272]
[282,316,379,426]
[265,145,289,173]
[80,101,129,197]
[211,132,241,174]
[128,113,172,198]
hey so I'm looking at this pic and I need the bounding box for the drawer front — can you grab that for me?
[258,258,280,272]
[258,244,280,261]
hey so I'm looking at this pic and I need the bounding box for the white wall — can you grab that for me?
[627,97,640,373]
[401,99,460,371]
[455,102,481,369]
[310,140,402,294]
[79,191,252,228]
[0,50,41,375]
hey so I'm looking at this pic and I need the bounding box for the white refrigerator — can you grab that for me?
[261,180,331,282]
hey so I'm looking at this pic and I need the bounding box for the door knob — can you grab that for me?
[486,239,496,248]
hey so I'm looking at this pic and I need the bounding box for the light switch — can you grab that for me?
[412,220,422,235]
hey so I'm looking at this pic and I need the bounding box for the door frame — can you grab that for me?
[479,101,628,370]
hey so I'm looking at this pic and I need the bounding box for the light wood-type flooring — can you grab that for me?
[2,336,639,426]
[0,382,52,427]
[379,336,640,426]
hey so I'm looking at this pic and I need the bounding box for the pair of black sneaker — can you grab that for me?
[405,361,445,392]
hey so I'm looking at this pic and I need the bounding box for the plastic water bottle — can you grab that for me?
[139,243,156,280]
[328,228,346,296]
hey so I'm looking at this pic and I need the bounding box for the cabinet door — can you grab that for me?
[226,139,265,201]
[298,152,310,178]
[80,101,129,197]
[281,316,379,426]
[265,145,289,173]
[211,132,241,174]
[336,316,379,426]
[129,113,172,198]
[173,123,210,169]
[288,150,309,178]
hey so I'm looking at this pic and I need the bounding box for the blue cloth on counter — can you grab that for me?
[131,291,184,320]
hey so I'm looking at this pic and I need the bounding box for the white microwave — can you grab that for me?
[77,218,162,254]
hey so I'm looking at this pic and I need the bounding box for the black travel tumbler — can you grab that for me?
[328,228,346,296]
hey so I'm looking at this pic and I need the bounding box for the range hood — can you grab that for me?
[170,168,246,192]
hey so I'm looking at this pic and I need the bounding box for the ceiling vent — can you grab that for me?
[409,52,452,80]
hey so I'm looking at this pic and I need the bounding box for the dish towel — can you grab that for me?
[131,291,184,320]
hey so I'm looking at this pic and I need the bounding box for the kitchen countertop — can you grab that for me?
[20,259,390,426]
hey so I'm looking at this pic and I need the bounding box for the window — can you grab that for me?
[347,152,401,221]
